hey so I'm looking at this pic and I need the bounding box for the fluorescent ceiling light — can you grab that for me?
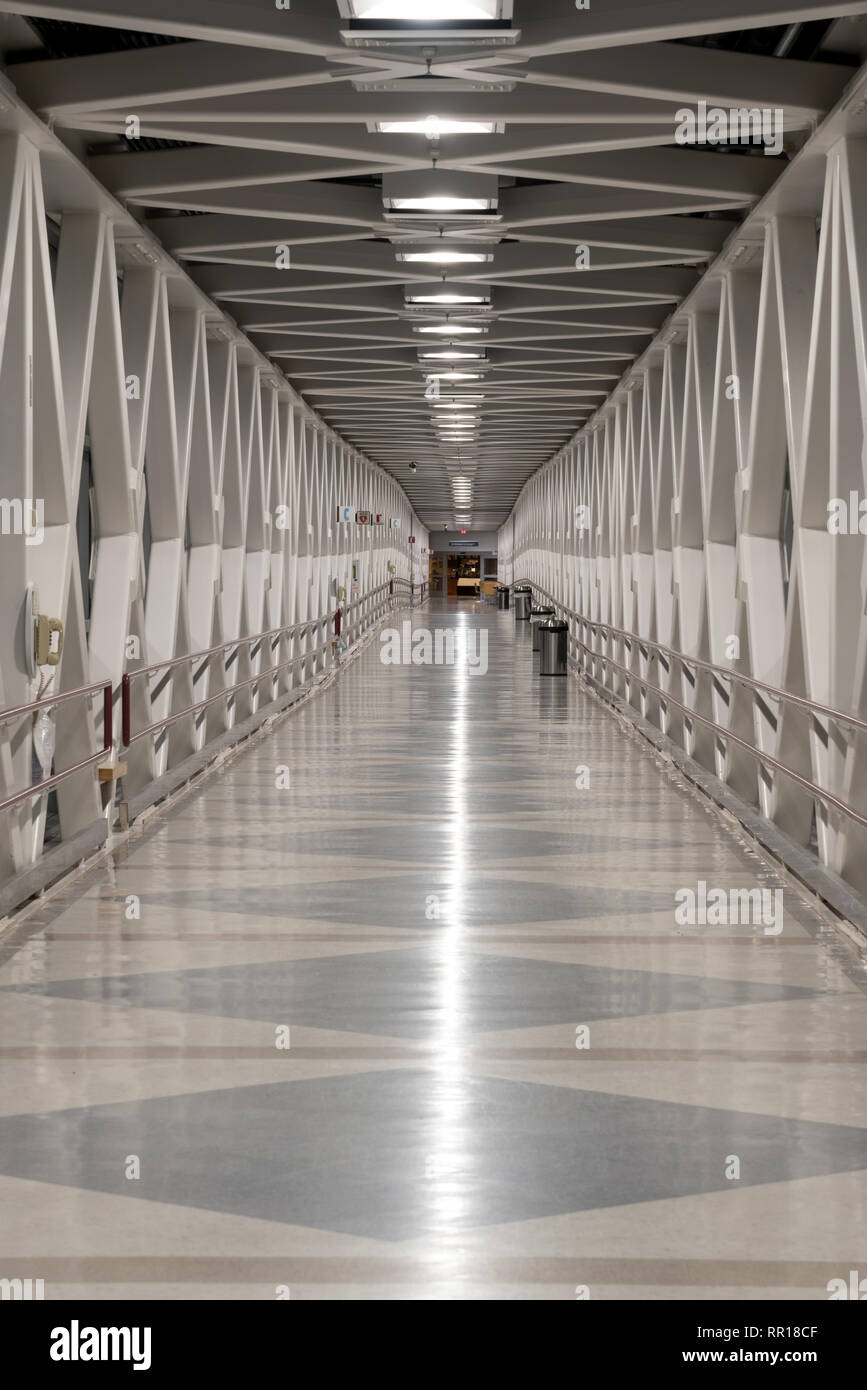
[429,372,483,380]
[391,197,489,212]
[400,251,491,265]
[383,171,498,217]
[379,118,495,137]
[418,324,485,335]
[352,2,498,16]
[420,350,484,360]
[408,293,487,305]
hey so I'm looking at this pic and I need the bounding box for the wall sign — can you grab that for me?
[337,507,385,525]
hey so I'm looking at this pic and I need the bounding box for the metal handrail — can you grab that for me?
[123,638,333,748]
[0,574,417,812]
[0,679,112,727]
[128,617,330,685]
[0,682,113,814]
[513,579,867,831]
[122,578,398,748]
[514,580,867,734]
[391,578,428,605]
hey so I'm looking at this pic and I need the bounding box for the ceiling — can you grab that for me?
[1,1,865,530]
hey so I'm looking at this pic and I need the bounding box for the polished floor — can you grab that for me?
[1,599,866,1300]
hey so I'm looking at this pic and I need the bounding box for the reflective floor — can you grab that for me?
[1,600,866,1300]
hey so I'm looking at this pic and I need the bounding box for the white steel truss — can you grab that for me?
[1,2,865,529]
[0,106,427,887]
[501,118,867,897]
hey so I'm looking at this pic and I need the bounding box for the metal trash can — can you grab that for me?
[530,605,555,651]
[514,591,532,621]
[496,585,510,611]
[513,585,531,621]
[539,618,568,675]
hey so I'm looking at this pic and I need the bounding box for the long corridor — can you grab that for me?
[1,600,866,1301]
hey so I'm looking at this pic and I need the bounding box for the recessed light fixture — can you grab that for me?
[383,171,498,218]
[340,2,516,51]
[351,1,498,16]
[408,293,488,305]
[428,372,483,381]
[418,324,485,335]
[379,118,496,137]
[420,350,485,360]
[399,250,492,265]
[392,197,489,212]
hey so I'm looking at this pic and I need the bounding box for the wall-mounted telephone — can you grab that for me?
[25,585,64,676]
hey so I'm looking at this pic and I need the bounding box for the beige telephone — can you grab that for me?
[26,586,64,673]
[36,614,64,666]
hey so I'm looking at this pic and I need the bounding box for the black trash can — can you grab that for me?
[513,585,532,621]
[530,605,555,651]
[496,585,510,611]
[539,618,568,675]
